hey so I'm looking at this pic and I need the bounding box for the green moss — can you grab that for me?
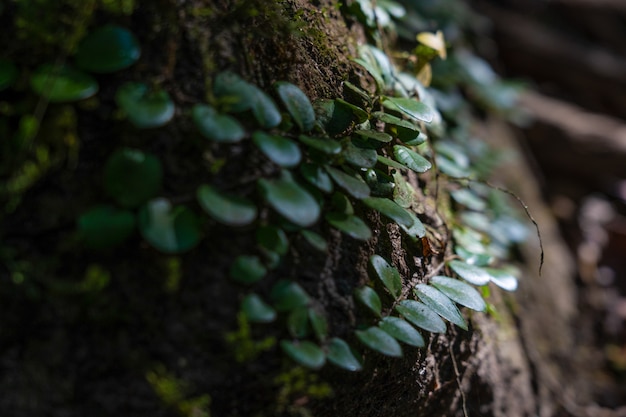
[146,365,212,417]
[273,366,333,415]
[224,312,276,363]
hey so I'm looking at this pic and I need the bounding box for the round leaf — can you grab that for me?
[362,197,414,227]
[325,212,372,240]
[354,286,382,317]
[30,64,98,102]
[76,25,141,73]
[344,141,378,168]
[256,225,289,255]
[0,59,18,92]
[326,338,362,371]
[242,293,277,323]
[448,260,491,286]
[414,284,467,330]
[314,99,355,136]
[356,326,402,357]
[115,82,175,128]
[297,135,342,155]
[393,145,432,173]
[192,104,245,143]
[213,71,255,112]
[379,316,425,347]
[430,276,487,312]
[230,255,267,284]
[270,280,310,312]
[280,340,325,370]
[325,166,370,199]
[370,254,402,298]
[287,307,310,338]
[78,205,135,250]
[275,81,315,132]
[382,96,434,123]
[196,184,257,226]
[299,163,334,193]
[300,230,328,252]
[395,300,446,333]
[104,148,162,208]
[138,199,201,254]
[308,306,329,341]
[251,89,282,128]
[258,173,320,227]
[252,131,301,167]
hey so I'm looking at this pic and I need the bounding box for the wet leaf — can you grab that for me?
[281,340,325,369]
[76,25,141,73]
[379,316,425,347]
[356,326,402,357]
[138,198,201,254]
[258,173,320,227]
[78,205,135,250]
[192,104,245,143]
[275,81,315,132]
[229,255,267,284]
[448,260,491,286]
[325,166,370,199]
[300,230,328,252]
[393,145,431,173]
[115,82,175,128]
[104,148,162,208]
[252,131,301,167]
[354,286,382,317]
[196,184,257,226]
[242,293,277,323]
[271,280,310,312]
[382,96,434,123]
[31,64,98,102]
[362,197,413,227]
[414,284,467,330]
[327,338,362,371]
[325,212,372,240]
[396,300,446,333]
[370,254,402,298]
[430,276,486,312]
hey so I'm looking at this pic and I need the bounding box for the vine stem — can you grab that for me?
[449,342,469,417]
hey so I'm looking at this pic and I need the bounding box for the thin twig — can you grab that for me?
[449,342,469,417]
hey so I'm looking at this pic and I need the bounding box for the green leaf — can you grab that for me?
[258,173,320,227]
[104,148,162,208]
[331,192,354,215]
[414,284,467,330]
[256,225,289,255]
[354,286,382,317]
[325,166,370,199]
[213,71,255,112]
[356,326,402,357]
[343,80,371,105]
[484,268,519,291]
[325,212,372,240]
[396,300,446,333]
[355,129,393,143]
[392,171,414,208]
[448,260,491,286]
[399,212,426,240]
[377,155,407,171]
[393,145,432,173]
[242,293,277,323]
[115,82,175,128]
[336,98,369,123]
[252,131,301,167]
[229,255,267,284]
[31,64,98,102]
[369,255,402,298]
[344,141,378,168]
[76,25,141,73]
[364,169,395,197]
[299,163,334,193]
[297,135,342,155]
[300,230,328,252]
[196,184,257,226]
[327,338,362,371]
[271,280,310,312]
[353,57,384,92]
[398,130,427,146]
[251,89,282,128]
[382,96,434,123]
[275,81,315,132]
[0,59,18,92]
[192,104,245,143]
[315,99,355,136]
[372,111,416,130]
[451,189,487,211]
[362,197,414,227]
[287,307,310,338]
[379,316,425,347]
[430,276,487,312]
[308,306,329,341]
[78,205,135,250]
[138,198,201,254]
[280,340,325,370]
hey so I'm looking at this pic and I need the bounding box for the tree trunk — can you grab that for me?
[0,1,585,416]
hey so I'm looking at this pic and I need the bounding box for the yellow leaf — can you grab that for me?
[416,30,446,60]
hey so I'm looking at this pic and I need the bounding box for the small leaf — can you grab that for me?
[393,145,432,173]
[354,286,382,317]
[343,80,371,105]
[362,197,414,227]
[364,169,395,197]
[430,276,487,312]
[379,317,425,347]
[229,255,267,284]
[138,198,201,254]
[252,131,301,167]
[414,284,467,330]
[398,130,427,146]
[448,260,491,286]
[78,205,135,250]
[315,99,355,136]
[256,225,289,255]
[396,300,446,333]
[115,82,175,128]
[372,111,416,130]
[251,89,282,128]
[451,189,487,211]
[336,98,369,123]
[369,255,402,298]
[299,163,334,193]
[325,166,370,199]
[271,280,310,312]
[280,340,326,370]
[275,81,315,132]
[242,293,277,323]
[0,59,18,92]
[196,184,257,226]
[31,64,98,102]
[308,306,329,341]
[300,230,328,252]
[327,338,362,371]
[297,135,342,155]
[192,104,245,143]
[382,96,434,123]
[377,154,406,170]
[104,148,162,208]
[355,129,392,143]
[325,212,372,240]
[331,192,354,215]
[344,141,378,168]
[76,25,141,73]
[287,307,310,338]
[258,173,320,227]
[484,268,519,291]
[399,212,426,239]
[416,30,446,59]
[353,57,384,92]
[213,71,255,112]
[356,326,402,357]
